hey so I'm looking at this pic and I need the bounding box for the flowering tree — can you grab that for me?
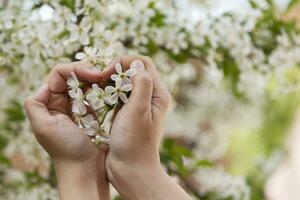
[0,0,300,199]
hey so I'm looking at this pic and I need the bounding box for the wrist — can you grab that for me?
[107,160,167,199]
[54,160,110,200]
[108,159,192,200]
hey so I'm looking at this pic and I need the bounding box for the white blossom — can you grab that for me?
[86,84,106,109]
[75,47,113,69]
[111,63,136,84]
[105,79,133,104]
[67,72,80,91]
[78,114,101,136]
[71,91,88,116]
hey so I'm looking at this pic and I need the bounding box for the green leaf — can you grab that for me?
[150,11,165,27]
[0,134,8,152]
[60,0,75,11]
[160,138,194,176]
[288,0,300,10]
[195,160,214,168]
[145,40,159,56]
[249,0,259,9]
[4,100,25,122]
[216,48,244,98]
[0,155,10,166]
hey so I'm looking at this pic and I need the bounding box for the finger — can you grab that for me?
[101,55,160,83]
[102,55,171,114]
[24,84,55,134]
[124,60,153,118]
[47,61,103,93]
[124,56,171,113]
[130,58,170,113]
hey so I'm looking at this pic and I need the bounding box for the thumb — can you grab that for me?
[125,60,153,117]
[24,84,52,132]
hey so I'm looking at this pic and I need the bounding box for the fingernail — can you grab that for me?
[131,60,145,72]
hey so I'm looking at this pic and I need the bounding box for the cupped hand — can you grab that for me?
[105,56,170,168]
[100,56,188,199]
[24,61,110,200]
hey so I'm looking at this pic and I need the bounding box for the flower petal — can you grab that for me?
[92,83,99,91]
[78,102,87,115]
[69,88,83,99]
[81,114,94,127]
[103,95,113,105]
[111,74,118,81]
[71,72,77,80]
[105,86,115,93]
[95,135,110,144]
[110,93,119,104]
[115,63,123,74]
[123,78,131,85]
[122,84,132,92]
[115,79,122,88]
[125,68,136,77]
[67,79,75,87]
[86,92,95,101]
[68,89,77,98]
[83,121,99,136]
[84,128,97,136]
[72,101,87,115]
[119,92,128,103]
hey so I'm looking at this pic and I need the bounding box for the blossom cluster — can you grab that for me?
[195,167,250,200]
[67,63,136,147]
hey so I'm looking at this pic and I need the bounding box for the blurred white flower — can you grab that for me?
[165,30,189,54]
[75,47,113,69]
[195,167,250,200]
[68,19,91,45]
[75,47,98,61]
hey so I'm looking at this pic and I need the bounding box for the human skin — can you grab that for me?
[24,56,193,200]
[101,55,193,200]
[24,61,110,200]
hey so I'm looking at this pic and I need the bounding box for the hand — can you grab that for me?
[102,55,192,200]
[24,61,110,200]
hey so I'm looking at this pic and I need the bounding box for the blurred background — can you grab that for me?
[0,0,300,199]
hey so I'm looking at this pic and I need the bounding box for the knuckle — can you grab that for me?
[142,56,153,62]
[53,63,63,70]
[161,93,171,106]
[52,63,69,73]
[34,118,56,138]
[135,73,152,87]
[157,89,172,108]
[24,97,32,112]
[33,128,46,138]
[142,56,154,65]
[163,90,172,105]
